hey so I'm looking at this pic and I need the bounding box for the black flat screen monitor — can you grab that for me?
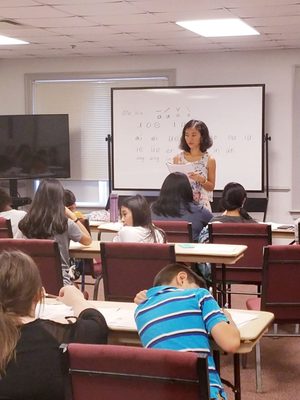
[0,114,70,180]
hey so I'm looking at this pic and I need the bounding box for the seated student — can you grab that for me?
[197,182,256,283]
[18,178,92,285]
[0,250,108,400]
[64,189,85,220]
[134,263,240,400]
[151,172,213,241]
[0,188,26,237]
[209,182,256,224]
[113,194,166,243]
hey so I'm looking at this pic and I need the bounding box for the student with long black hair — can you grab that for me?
[113,194,166,243]
[18,178,92,285]
[151,172,213,241]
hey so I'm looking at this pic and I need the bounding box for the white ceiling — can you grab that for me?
[0,0,300,59]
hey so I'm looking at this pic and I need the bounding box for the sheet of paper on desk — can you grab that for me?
[227,310,258,328]
[69,240,85,249]
[97,307,137,329]
[166,162,195,175]
[36,303,74,319]
[97,222,123,231]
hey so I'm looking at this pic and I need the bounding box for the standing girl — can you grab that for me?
[173,119,216,211]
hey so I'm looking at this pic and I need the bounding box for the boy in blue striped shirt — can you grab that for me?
[134,263,240,400]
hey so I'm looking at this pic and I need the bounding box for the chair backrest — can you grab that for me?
[100,242,176,301]
[153,220,193,243]
[0,217,13,238]
[261,245,300,323]
[208,222,272,283]
[67,343,210,400]
[0,238,63,295]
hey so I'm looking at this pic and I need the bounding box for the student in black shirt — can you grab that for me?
[0,250,108,400]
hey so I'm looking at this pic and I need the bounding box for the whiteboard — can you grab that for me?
[112,85,265,192]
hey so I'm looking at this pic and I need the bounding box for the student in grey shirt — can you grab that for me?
[18,178,91,285]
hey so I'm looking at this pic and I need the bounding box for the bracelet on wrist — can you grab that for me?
[202,178,207,185]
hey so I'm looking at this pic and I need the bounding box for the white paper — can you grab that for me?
[36,303,74,320]
[166,162,195,175]
[97,222,123,231]
[227,310,258,328]
[97,307,137,329]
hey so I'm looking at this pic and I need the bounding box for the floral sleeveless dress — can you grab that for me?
[176,151,212,211]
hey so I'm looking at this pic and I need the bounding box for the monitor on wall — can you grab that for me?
[0,114,70,180]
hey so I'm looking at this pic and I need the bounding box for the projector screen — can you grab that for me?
[112,85,265,192]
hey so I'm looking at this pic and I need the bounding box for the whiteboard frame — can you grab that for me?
[111,84,265,193]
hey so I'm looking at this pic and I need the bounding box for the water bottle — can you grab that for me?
[109,193,119,222]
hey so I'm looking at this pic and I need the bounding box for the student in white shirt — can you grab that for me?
[0,188,26,237]
[113,194,166,243]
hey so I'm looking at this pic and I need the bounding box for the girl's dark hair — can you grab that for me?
[0,188,11,212]
[220,182,252,220]
[153,263,206,288]
[0,250,43,375]
[19,178,68,238]
[180,120,212,153]
[151,173,194,217]
[121,194,166,242]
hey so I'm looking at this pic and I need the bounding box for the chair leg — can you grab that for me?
[241,354,247,369]
[255,342,263,393]
[93,274,103,300]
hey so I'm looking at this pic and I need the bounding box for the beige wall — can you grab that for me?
[0,48,299,223]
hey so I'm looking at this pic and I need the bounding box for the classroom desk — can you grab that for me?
[69,240,247,265]
[92,220,296,241]
[93,301,274,400]
[42,298,273,400]
[43,298,272,400]
[271,227,295,240]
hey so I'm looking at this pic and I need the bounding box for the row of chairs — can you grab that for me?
[207,222,300,393]
[82,220,193,299]
[0,217,192,299]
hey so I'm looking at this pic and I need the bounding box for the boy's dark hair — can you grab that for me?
[64,189,76,208]
[153,263,206,288]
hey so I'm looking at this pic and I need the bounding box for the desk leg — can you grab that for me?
[221,263,227,307]
[233,353,241,400]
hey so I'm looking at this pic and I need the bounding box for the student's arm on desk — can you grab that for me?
[58,285,97,316]
[211,310,241,353]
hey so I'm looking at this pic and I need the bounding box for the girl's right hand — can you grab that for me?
[58,285,84,306]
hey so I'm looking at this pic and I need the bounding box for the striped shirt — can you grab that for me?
[135,286,228,400]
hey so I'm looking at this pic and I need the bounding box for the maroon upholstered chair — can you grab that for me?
[246,245,300,392]
[208,222,272,306]
[100,242,176,302]
[0,238,63,295]
[0,217,13,238]
[67,343,210,400]
[152,220,193,243]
